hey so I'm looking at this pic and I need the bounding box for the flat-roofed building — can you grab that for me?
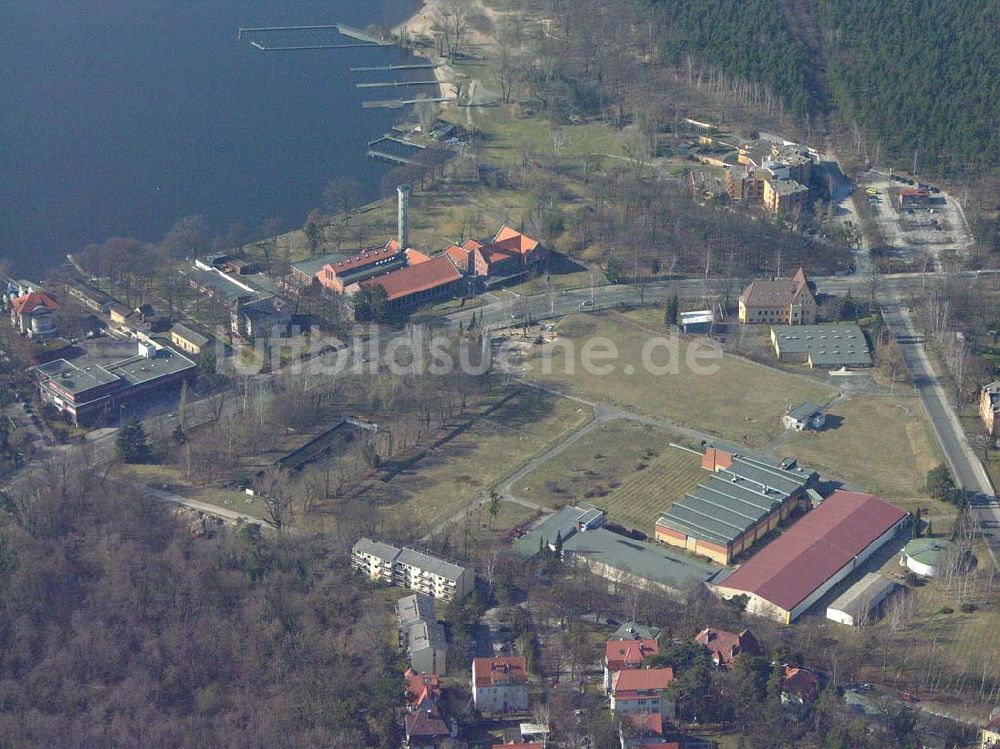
[31,341,197,426]
[710,490,909,623]
[655,452,817,564]
[739,268,815,325]
[397,594,448,674]
[763,178,809,215]
[770,324,872,368]
[826,573,898,627]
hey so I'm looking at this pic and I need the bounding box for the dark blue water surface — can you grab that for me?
[0,0,421,271]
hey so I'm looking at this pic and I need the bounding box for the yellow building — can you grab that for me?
[739,268,816,325]
[763,177,809,215]
[724,168,766,204]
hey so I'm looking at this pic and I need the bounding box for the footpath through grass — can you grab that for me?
[522,312,835,448]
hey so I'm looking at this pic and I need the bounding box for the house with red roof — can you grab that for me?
[710,490,909,623]
[781,665,821,706]
[472,656,529,716]
[693,627,759,670]
[403,670,453,749]
[609,667,675,717]
[604,637,659,692]
[10,291,60,340]
[619,712,680,749]
[354,254,464,315]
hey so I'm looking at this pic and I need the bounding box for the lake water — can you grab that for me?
[0,0,421,272]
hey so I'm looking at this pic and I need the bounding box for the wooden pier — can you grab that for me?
[237,22,393,46]
[248,42,379,51]
[355,80,442,89]
[362,96,456,110]
[350,63,442,72]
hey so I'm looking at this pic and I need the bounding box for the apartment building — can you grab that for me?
[471,656,529,715]
[351,538,473,601]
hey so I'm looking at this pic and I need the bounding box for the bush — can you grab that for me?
[938,606,954,615]
[959,603,976,613]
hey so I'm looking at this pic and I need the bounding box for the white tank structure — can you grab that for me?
[397,184,411,249]
[900,538,962,578]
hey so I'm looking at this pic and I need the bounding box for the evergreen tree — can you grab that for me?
[116,418,151,464]
[554,530,563,556]
[666,293,679,327]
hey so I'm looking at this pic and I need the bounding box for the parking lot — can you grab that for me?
[863,170,974,270]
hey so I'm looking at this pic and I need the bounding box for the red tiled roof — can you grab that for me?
[717,491,908,613]
[628,711,663,736]
[406,248,431,265]
[611,667,674,695]
[900,188,929,197]
[12,291,59,315]
[473,656,528,688]
[461,238,484,251]
[606,639,659,670]
[324,242,401,276]
[694,627,758,667]
[492,225,539,254]
[368,254,462,302]
[405,707,449,738]
[404,669,441,708]
[783,666,820,700]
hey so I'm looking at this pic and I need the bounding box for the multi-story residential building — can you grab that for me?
[763,177,809,215]
[609,668,675,717]
[603,626,660,692]
[471,656,529,715]
[738,267,816,325]
[351,538,473,601]
[723,168,766,204]
[397,593,447,674]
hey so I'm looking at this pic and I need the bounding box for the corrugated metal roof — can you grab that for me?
[716,491,907,613]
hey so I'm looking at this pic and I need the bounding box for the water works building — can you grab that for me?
[655,448,818,565]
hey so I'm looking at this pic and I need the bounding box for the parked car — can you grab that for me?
[579,299,595,308]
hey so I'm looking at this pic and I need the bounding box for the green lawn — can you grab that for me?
[521,312,835,448]
[775,394,943,499]
[513,420,705,534]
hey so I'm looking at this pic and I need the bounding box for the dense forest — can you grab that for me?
[0,458,401,748]
[820,0,1000,175]
[649,0,815,119]
[647,0,1000,173]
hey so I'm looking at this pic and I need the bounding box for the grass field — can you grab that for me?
[521,312,836,448]
[358,388,592,536]
[775,394,942,500]
[513,420,705,534]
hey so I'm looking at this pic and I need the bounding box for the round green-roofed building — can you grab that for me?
[900,538,960,578]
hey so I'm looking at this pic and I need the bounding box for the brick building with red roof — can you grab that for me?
[693,627,759,669]
[357,254,463,314]
[711,490,909,623]
[603,638,659,692]
[316,240,406,294]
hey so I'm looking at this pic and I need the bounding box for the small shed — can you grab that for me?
[783,402,826,431]
[826,573,898,627]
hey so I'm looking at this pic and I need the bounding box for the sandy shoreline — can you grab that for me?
[393,0,454,101]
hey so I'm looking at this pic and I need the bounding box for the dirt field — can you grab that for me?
[513,420,707,534]
[357,388,591,537]
[774,394,942,499]
[521,312,836,448]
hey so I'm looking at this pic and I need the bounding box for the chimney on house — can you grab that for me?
[397,184,411,249]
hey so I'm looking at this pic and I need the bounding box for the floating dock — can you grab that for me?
[362,96,456,110]
[355,80,442,89]
[238,22,393,45]
[350,63,442,72]
[366,136,427,164]
[249,42,380,51]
